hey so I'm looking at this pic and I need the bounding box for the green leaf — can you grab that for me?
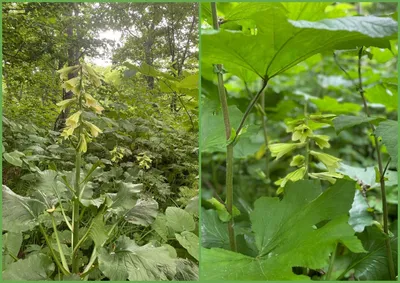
[152,213,169,241]
[2,254,55,280]
[175,231,199,260]
[333,115,384,133]
[88,213,108,247]
[203,6,397,80]
[124,199,159,227]
[176,73,199,90]
[375,120,398,167]
[349,190,375,233]
[98,236,176,281]
[365,84,398,112]
[311,96,362,114]
[202,180,365,280]
[201,102,262,158]
[166,207,195,232]
[337,163,398,188]
[2,185,46,233]
[2,232,23,268]
[201,208,230,250]
[106,182,142,216]
[3,150,25,167]
[344,224,398,280]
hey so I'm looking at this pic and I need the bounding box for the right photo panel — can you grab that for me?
[200,2,398,281]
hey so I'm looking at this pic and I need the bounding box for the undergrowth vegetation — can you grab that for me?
[2,2,199,281]
[200,2,398,281]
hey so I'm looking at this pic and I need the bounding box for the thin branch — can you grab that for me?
[233,80,268,144]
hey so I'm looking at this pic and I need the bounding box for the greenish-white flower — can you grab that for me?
[308,172,343,184]
[84,121,102,137]
[269,143,305,160]
[290,155,305,167]
[310,150,341,172]
[275,166,306,188]
[312,135,331,149]
[292,124,313,143]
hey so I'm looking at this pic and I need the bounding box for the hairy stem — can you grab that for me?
[357,47,395,280]
[211,2,236,251]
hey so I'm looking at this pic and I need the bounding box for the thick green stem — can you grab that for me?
[72,66,84,274]
[260,92,270,181]
[72,151,81,273]
[226,144,236,251]
[357,48,395,280]
[211,2,236,251]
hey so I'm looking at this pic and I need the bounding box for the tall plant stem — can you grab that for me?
[211,2,236,251]
[357,47,395,280]
[72,67,84,274]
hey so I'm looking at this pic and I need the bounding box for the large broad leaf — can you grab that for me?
[174,258,199,281]
[341,224,398,280]
[166,207,195,232]
[98,236,176,281]
[201,180,365,280]
[333,115,383,134]
[375,120,398,168]
[106,182,142,216]
[202,3,397,80]
[201,208,230,250]
[2,185,46,233]
[175,231,199,260]
[124,198,159,227]
[2,254,55,280]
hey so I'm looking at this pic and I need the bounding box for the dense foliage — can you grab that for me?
[2,3,199,281]
[200,2,398,281]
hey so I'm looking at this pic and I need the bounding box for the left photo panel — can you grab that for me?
[2,2,199,281]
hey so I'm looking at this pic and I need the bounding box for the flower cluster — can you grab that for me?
[269,114,343,192]
[56,63,104,153]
